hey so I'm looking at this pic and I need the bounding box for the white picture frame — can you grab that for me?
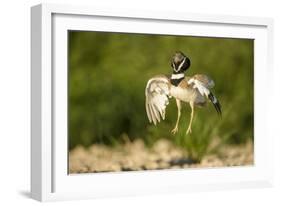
[31,3,274,202]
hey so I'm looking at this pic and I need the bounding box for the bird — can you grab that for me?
[145,51,221,135]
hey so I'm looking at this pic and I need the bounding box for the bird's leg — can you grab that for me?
[186,102,194,135]
[171,99,181,135]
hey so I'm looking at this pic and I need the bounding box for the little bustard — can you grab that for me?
[145,51,221,135]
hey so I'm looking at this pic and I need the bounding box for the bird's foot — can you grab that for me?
[186,127,192,135]
[171,126,178,135]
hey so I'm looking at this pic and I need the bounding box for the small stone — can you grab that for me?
[144,162,159,170]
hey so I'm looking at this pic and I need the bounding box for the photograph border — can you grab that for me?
[31,3,274,201]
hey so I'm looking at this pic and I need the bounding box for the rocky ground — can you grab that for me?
[69,139,253,174]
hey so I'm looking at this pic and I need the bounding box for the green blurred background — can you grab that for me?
[68,31,253,160]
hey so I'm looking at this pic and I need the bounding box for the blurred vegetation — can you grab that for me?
[68,31,253,161]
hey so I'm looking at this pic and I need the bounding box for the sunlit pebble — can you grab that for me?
[158,161,170,169]
[158,153,172,162]
[152,139,173,153]
[108,164,121,172]
[201,154,226,167]
[201,155,219,165]
[147,153,159,162]
[169,150,184,159]
[129,139,145,151]
[78,166,89,173]
[132,166,144,171]
[131,159,144,167]
[70,146,88,158]
[69,139,254,173]
[144,161,159,170]
[121,159,135,168]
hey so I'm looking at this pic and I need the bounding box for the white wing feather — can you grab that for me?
[188,78,210,97]
[145,76,170,125]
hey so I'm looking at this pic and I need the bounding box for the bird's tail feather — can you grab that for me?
[208,92,222,116]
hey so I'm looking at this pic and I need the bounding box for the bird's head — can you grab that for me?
[171,51,191,74]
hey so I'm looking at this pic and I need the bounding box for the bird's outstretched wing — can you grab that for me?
[188,74,222,116]
[188,74,214,96]
[189,74,215,89]
[145,75,171,125]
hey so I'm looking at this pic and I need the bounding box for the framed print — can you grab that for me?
[31,3,274,201]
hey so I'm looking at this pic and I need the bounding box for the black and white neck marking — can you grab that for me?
[170,73,185,86]
[173,57,187,73]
